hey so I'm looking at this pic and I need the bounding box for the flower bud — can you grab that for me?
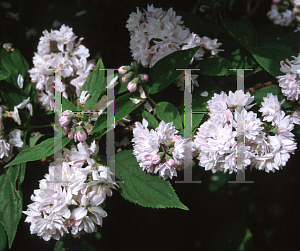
[59,116,71,127]
[68,132,74,139]
[127,81,137,92]
[118,66,131,75]
[142,74,149,81]
[63,129,68,135]
[76,130,87,142]
[86,126,93,134]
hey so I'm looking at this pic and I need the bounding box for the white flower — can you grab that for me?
[9,129,23,148]
[227,90,255,110]
[5,106,21,125]
[129,97,142,104]
[78,91,90,107]
[259,93,285,122]
[0,138,10,160]
[272,110,295,139]
[17,74,24,89]
[290,109,300,124]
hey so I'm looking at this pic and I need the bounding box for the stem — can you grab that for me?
[141,83,157,107]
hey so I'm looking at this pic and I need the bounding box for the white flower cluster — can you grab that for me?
[132,119,194,180]
[28,24,95,111]
[193,90,297,173]
[126,4,223,68]
[267,0,300,26]
[23,141,117,240]
[277,54,300,103]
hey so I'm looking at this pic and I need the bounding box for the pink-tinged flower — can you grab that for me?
[63,129,68,135]
[68,132,74,139]
[59,115,71,127]
[166,158,175,167]
[75,130,87,142]
[118,66,128,75]
[86,126,93,134]
[127,81,137,92]
[122,76,129,83]
[291,109,300,124]
[259,93,285,122]
[142,74,149,81]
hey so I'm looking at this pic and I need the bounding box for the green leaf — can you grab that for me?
[90,92,145,134]
[253,84,293,108]
[4,136,71,168]
[0,163,26,248]
[225,20,258,47]
[0,224,7,251]
[148,47,200,94]
[210,216,254,251]
[115,150,188,210]
[247,44,295,77]
[156,102,182,129]
[0,75,6,81]
[29,134,45,148]
[62,96,77,112]
[79,59,105,110]
[142,110,159,130]
[195,56,233,76]
[9,49,29,77]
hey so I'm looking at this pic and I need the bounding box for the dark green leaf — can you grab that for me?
[62,96,77,112]
[80,59,105,110]
[253,84,294,108]
[148,47,200,94]
[247,44,295,77]
[142,110,159,130]
[0,224,7,251]
[156,102,182,129]
[115,150,188,210]
[0,163,26,248]
[195,56,233,76]
[4,136,71,168]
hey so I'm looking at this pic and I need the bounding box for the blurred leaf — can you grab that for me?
[115,150,188,210]
[156,102,182,129]
[210,216,254,251]
[148,47,199,94]
[0,163,25,248]
[0,224,7,251]
[225,20,258,47]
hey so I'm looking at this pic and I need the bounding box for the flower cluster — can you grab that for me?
[126,4,223,68]
[277,54,300,103]
[267,0,300,26]
[59,94,112,142]
[28,24,95,111]
[193,90,297,173]
[132,119,194,180]
[22,141,117,240]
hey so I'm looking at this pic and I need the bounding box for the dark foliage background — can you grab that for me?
[1,0,300,250]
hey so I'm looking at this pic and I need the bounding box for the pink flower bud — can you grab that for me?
[127,81,137,92]
[166,158,175,167]
[76,130,87,142]
[172,135,182,144]
[59,116,71,127]
[68,133,74,139]
[118,66,127,75]
[63,130,68,135]
[64,126,70,131]
[122,76,129,83]
[152,154,161,164]
[142,74,149,81]
[86,126,93,134]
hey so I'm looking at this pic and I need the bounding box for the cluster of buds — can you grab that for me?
[118,62,149,93]
[59,110,94,142]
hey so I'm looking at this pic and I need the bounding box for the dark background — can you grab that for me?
[1,0,300,250]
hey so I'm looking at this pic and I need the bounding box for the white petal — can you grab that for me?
[144,101,153,112]
[17,74,24,89]
[129,98,142,104]
[139,86,146,98]
[106,76,119,89]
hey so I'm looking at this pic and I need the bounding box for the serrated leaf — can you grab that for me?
[148,47,200,94]
[4,136,71,168]
[115,150,188,210]
[0,163,25,248]
[142,110,159,130]
[156,102,182,129]
[79,59,105,110]
[253,84,293,108]
[247,44,295,77]
[90,92,145,134]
